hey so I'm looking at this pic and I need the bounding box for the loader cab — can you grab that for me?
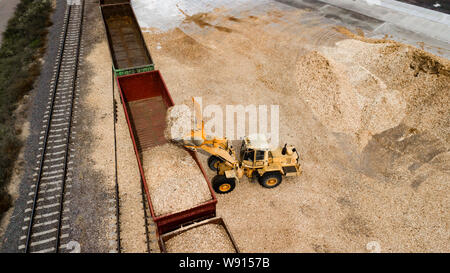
[240,134,271,168]
[240,147,267,168]
[241,147,254,167]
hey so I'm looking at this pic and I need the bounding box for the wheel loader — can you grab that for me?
[171,100,302,194]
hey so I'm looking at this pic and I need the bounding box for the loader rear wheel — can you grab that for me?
[208,156,222,171]
[212,175,235,194]
[259,172,282,188]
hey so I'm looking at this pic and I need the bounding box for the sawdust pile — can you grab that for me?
[141,143,211,216]
[296,39,450,148]
[164,105,192,142]
[141,6,450,252]
[165,223,236,253]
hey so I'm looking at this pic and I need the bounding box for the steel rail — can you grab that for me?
[55,0,84,252]
[112,67,122,253]
[141,179,151,253]
[25,5,73,253]
[25,1,84,253]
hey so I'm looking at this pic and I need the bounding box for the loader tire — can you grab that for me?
[207,156,222,171]
[259,172,282,188]
[212,175,235,194]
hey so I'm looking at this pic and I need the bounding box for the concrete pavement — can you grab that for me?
[319,0,450,44]
[276,0,450,58]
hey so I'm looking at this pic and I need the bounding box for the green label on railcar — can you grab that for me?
[114,64,155,76]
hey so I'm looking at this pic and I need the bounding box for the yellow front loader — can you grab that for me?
[176,99,302,194]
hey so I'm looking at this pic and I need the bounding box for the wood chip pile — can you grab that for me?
[139,6,450,252]
[165,223,236,253]
[164,105,193,142]
[141,143,211,216]
[296,38,449,150]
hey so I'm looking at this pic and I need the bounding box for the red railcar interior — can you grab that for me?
[116,70,217,235]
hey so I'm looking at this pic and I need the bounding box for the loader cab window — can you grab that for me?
[255,150,265,161]
[243,149,255,161]
[254,150,265,167]
[239,142,246,160]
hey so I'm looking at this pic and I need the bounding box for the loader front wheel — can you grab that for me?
[212,175,235,194]
[259,172,282,188]
[207,156,223,171]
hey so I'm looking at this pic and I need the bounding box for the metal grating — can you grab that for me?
[127,97,167,152]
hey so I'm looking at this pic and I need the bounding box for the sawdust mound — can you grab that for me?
[364,41,450,143]
[296,50,361,136]
[408,49,450,76]
[164,105,192,142]
[296,38,449,148]
[165,223,236,253]
[141,143,211,216]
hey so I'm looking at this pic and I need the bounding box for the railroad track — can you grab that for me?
[19,1,84,253]
[141,182,159,253]
[113,80,155,253]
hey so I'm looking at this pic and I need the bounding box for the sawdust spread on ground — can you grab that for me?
[142,7,449,252]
